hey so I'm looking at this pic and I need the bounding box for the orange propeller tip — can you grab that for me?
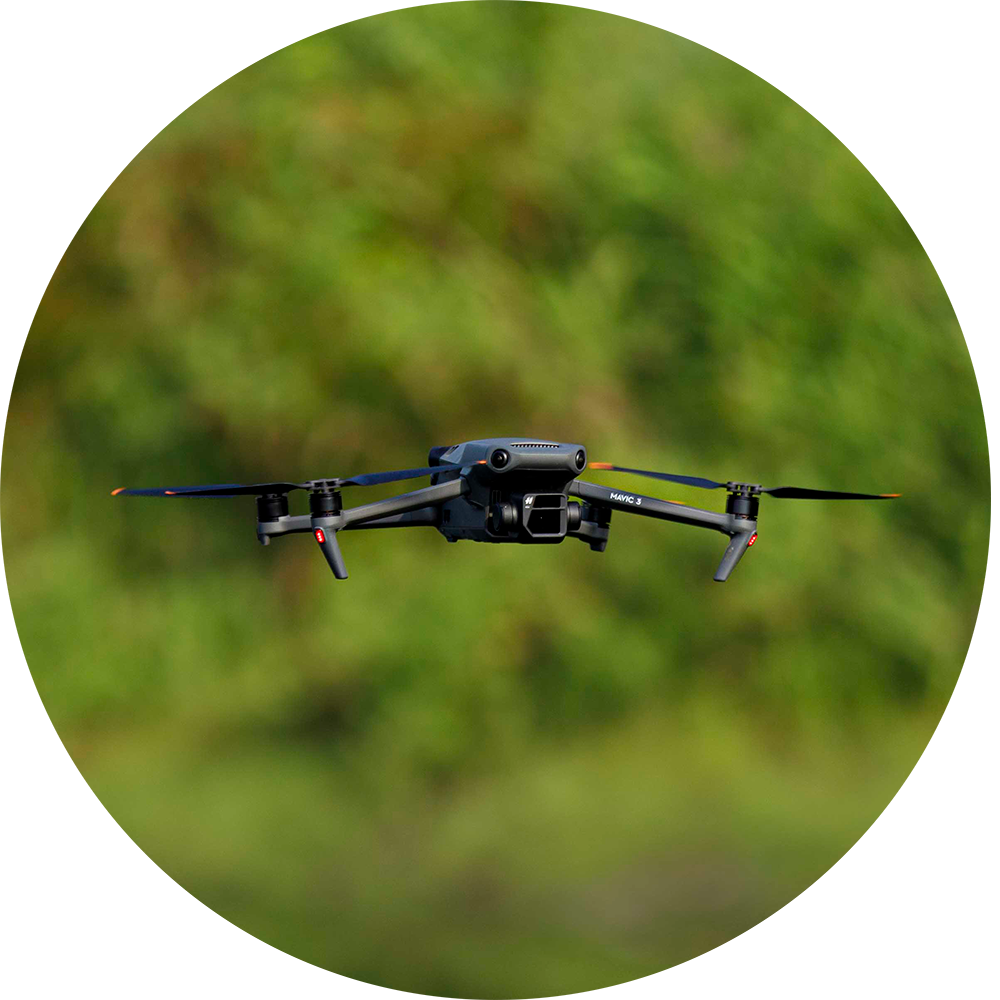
[111,487,125,496]
[882,493,901,498]
[589,462,613,470]
[165,490,177,495]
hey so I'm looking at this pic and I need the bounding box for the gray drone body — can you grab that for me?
[114,436,897,583]
[430,438,589,545]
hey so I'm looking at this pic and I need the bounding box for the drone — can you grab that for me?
[113,437,899,582]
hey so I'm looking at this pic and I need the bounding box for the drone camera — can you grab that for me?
[485,492,567,539]
[521,493,568,538]
[488,501,518,534]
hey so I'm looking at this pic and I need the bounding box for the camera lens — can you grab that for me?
[575,449,586,470]
[489,502,516,533]
[491,449,510,469]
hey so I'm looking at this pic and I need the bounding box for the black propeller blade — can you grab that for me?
[760,486,900,500]
[588,463,726,491]
[112,462,471,498]
[111,482,303,498]
[335,462,470,488]
[589,463,899,500]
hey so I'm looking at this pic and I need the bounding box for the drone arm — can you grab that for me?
[305,479,467,579]
[257,479,465,537]
[568,480,731,532]
[257,514,312,541]
[569,480,757,581]
[339,477,467,527]
[341,507,441,529]
[254,478,466,578]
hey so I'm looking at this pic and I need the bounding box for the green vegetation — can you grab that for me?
[1,4,988,997]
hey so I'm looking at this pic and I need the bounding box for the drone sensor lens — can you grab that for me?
[491,449,510,469]
[575,449,586,470]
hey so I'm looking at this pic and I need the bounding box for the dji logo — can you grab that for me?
[610,492,642,505]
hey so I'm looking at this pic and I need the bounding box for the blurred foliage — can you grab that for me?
[1,4,989,997]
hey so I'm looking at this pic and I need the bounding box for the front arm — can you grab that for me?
[257,477,468,579]
[568,480,757,581]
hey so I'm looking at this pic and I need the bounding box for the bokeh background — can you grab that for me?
[1,3,989,997]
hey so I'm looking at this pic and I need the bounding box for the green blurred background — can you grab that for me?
[1,3,989,997]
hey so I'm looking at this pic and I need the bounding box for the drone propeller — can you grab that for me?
[111,462,472,498]
[757,486,900,500]
[112,482,302,498]
[588,463,899,500]
[588,464,726,491]
[336,462,478,488]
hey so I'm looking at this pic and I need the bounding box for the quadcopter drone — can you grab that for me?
[113,437,898,582]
